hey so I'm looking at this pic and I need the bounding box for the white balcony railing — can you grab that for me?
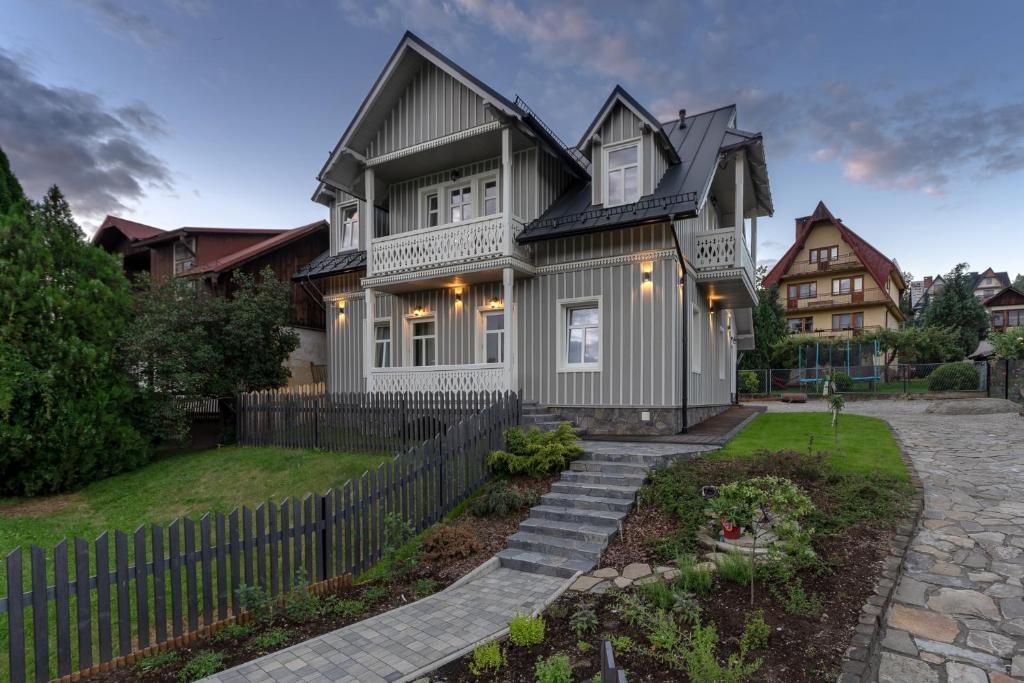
[368,215,526,278]
[368,364,507,394]
[694,228,755,279]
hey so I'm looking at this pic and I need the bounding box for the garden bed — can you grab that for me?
[432,450,910,682]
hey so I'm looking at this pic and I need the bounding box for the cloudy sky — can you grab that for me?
[2,0,1022,279]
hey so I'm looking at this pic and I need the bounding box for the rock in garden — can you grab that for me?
[613,577,632,589]
[622,563,652,580]
[926,588,999,619]
[878,652,939,683]
[569,576,603,592]
[887,604,959,643]
[634,575,659,586]
[592,567,619,579]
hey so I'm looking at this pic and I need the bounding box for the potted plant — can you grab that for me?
[719,517,743,540]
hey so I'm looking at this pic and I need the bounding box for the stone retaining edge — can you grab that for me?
[835,432,925,683]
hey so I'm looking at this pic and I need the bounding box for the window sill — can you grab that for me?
[557,364,601,374]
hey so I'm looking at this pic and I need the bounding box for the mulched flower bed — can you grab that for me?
[79,475,555,683]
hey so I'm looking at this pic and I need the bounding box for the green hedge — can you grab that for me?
[927,362,979,391]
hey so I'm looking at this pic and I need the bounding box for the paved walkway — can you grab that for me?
[756,399,1024,682]
[202,566,566,683]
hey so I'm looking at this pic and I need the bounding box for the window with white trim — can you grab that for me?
[479,310,505,364]
[691,304,702,374]
[448,185,474,223]
[566,305,599,367]
[482,179,499,216]
[374,322,391,368]
[338,204,359,251]
[605,142,640,206]
[411,319,436,367]
[424,192,439,227]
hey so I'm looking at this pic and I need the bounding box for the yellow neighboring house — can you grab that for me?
[763,201,906,337]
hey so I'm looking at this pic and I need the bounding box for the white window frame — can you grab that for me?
[446,183,474,224]
[556,296,602,373]
[479,174,500,217]
[416,170,501,229]
[476,307,505,364]
[373,319,392,368]
[404,315,437,367]
[691,303,702,374]
[602,138,642,208]
[335,201,359,252]
[421,190,440,228]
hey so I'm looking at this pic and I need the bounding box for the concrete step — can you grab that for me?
[570,459,652,475]
[550,481,639,501]
[507,531,605,562]
[496,549,594,578]
[541,491,634,513]
[578,451,667,467]
[528,504,625,528]
[560,470,647,488]
[519,517,620,544]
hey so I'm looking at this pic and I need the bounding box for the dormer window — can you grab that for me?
[338,204,359,251]
[604,141,640,207]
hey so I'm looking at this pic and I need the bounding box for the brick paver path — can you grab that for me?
[758,400,1024,682]
[202,567,566,683]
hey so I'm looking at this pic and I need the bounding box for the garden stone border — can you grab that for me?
[835,433,925,683]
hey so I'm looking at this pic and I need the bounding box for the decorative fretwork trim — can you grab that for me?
[361,256,535,287]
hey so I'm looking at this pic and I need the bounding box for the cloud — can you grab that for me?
[76,0,173,45]
[0,49,172,224]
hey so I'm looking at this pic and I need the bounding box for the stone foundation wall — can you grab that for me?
[685,404,731,429]
[550,404,732,435]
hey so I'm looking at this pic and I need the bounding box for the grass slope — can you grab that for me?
[712,413,907,480]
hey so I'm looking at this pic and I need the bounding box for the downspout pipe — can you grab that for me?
[669,211,690,433]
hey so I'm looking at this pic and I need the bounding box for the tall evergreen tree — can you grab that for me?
[0,146,26,214]
[1014,273,1024,290]
[740,266,787,370]
[0,184,149,496]
[923,263,991,357]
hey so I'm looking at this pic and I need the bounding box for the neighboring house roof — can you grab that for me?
[182,220,328,276]
[292,249,367,281]
[982,286,1024,308]
[133,226,287,248]
[518,104,773,243]
[577,85,679,163]
[91,215,164,245]
[763,201,905,294]
[970,268,1010,292]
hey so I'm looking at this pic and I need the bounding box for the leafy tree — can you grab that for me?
[923,263,990,357]
[860,326,962,365]
[1014,273,1024,291]
[0,185,149,496]
[120,268,299,441]
[989,327,1024,360]
[898,270,916,322]
[740,266,787,370]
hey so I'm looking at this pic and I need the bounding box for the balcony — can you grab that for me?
[786,287,894,312]
[691,228,756,308]
[779,252,864,279]
[787,325,883,339]
[367,364,507,394]
[364,215,530,289]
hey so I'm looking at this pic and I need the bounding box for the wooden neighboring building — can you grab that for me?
[90,216,164,279]
[985,286,1024,332]
[763,201,906,338]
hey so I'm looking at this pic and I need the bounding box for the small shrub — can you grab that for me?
[413,578,438,597]
[829,372,852,392]
[283,577,321,622]
[534,653,572,683]
[546,601,569,620]
[137,650,180,672]
[210,622,254,643]
[670,590,702,625]
[775,579,824,618]
[252,627,293,651]
[674,554,713,596]
[383,513,416,556]
[321,596,365,618]
[177,651,225,682]
[740,609,771,652]
[471,480,540,516]
[569,604,598,638]
[609,634,635,655]
[716,552,753,585]
[577,640,592,652]
[640,579,677,610]
[468,640,506,676]
[508,613,545,647]
[612,590,655,628]
[927,361,979,391]
[237,584,273,623]
[747,449,826,481]
[683,622,761,683]
[360,584,389,604]
[646,610,683,660]
[420,524,483,562]
[486,423,583,478]
[739,370,760,394]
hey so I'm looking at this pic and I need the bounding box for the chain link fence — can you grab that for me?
[739,361,989,397]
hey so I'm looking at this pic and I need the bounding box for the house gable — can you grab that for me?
[984,286,1024,309]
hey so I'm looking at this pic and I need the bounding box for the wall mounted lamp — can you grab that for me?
[488,297,502,309]
[412,306,426,317]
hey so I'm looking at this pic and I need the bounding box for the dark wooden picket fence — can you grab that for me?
[237,384,509,453]
[1,392,519,683]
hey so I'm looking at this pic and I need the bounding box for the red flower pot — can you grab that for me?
[721,518,742,540]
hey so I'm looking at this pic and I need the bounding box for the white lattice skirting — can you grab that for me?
[368,365,507,393]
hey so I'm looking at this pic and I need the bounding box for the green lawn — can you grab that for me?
[712,413,908,480]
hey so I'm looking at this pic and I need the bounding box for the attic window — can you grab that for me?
[604,141,640,207]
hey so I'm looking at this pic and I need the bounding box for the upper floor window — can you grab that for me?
[787,317,813,333]
[424,192,439,227]
[787,282,817,300]
[832,312,864,330]
[338,204,359,251]
[449,186,474,223]
[173,237,196,274]
[809,246,838,263]
[482,179,499,216]
[605,142,640,207]
[832,276,863,295]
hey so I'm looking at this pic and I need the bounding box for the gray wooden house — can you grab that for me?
[294,32,772,434]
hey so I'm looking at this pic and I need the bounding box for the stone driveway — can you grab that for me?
[201,565,567,683]
[758,399,1024,682]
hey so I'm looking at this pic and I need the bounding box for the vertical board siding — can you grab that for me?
[599,102,642,144]
[537,149,573,219]
[511,148,537,222]
[532,223,676,267]
[386,158,501,235]
[673,202,720,263]
[324,274,366,393]
[365,61,497,159]
[517,255,682,408]
[685,270,733,407]
[597,102,672,198]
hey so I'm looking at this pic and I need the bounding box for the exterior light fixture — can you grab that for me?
[641,262,653,288]
[338,301,346,317]
[412,306,426,317]
[454,287,463,304]
[488,297,502,309]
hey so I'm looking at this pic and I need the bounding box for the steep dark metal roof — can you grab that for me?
[519,105,771,242]
[292,249,366,281]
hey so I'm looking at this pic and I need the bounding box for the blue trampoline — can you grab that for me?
[797,339,882,385]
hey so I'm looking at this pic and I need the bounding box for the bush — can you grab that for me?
[237,584,273,623]
[508,613,545,646]
[486,423,582,478]
[739,370,760,394]
[640,579,677,610]
[641,464,706,559]
[609,635,635,655]
[210,623,254,643]
[569,604,598,638]
[412,578,438,597]
[468,640,506,676]
[829,372,852,392]
[360,584,388,604]
[740,609,771,652]
[683,622,761,683]
[927,362,979,391]
[534,654,572,683]
[471,480,540,516]
[177,651,225,682]
[252,627,292,651]
[321,596,365,618]
[716,552,753,585]
[420,524,483,561]
[674,554,714,596]
[137,651,180,671]
[283,577,321,622]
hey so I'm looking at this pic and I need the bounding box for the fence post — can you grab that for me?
[1007,359,1012,400]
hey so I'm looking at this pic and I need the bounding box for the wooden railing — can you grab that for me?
[786,287,893,311]
[367,215,526,278]
[781,252,864,278]
[693,227,755,282]
[368,364,507,394]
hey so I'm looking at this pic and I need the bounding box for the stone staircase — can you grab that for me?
[496,447,680,578]
[520,402,586,436]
